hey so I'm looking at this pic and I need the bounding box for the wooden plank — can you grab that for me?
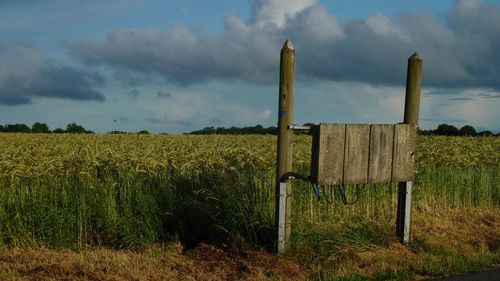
[368,124,394,183]
[343,124,370,184]
[311,124,345,185]
[392,124,417,182]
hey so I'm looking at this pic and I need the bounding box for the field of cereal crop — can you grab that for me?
[0,133,498,280]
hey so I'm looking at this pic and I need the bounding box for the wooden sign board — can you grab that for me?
[311,123,416,185]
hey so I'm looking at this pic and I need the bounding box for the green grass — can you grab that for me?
[1,161,496,250]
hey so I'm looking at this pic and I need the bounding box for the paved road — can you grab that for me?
[430,268,500,281]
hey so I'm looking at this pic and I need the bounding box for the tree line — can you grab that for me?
[0,122,497,136]
[0,122,153,135]
[0,122,93,134]
[419,124,495,136]
[189,125,277,135]
[190,123,497,136]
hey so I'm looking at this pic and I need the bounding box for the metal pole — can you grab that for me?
[397,53,422,244]
[276,40,295,254]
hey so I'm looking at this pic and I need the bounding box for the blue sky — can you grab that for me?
[1,0,499,133]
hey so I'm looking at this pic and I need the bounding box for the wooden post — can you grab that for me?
[276,40,295,254]
[397,53,422,244]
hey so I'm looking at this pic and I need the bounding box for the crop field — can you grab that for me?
[0,133,498,280]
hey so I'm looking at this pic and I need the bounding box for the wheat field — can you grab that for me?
[0,133,497,250]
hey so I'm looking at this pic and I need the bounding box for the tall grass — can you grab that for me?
[0,134,498,250]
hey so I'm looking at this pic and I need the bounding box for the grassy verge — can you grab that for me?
[0,208,497,280]
[291,208,499,280]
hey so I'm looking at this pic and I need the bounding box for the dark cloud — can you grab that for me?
[174,119,192,126]
[0,0,44,5]
[157,91,172,99]
[146,117,191,126]
[64,0,500,90]
[64,23,277,85]
[127,89,141,99]
[0,42,105,105]
[146,117,164,124]
[479,94,500,99]
[0,95,32,105]
[434,90,500,100]
[449,97,472,101]
[211,118,222,125]
[288,0,500,88]
[424,89,462,96]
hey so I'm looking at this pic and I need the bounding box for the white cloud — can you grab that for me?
[365,13,409,42]
[420,88,500,130]
[4,0,499,133]
[64,0,500,90]
[252,0,318,29]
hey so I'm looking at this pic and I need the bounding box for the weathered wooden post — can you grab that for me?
[276,40,295,254]
[396,53,422,244]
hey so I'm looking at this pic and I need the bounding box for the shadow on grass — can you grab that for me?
[0,169,276,251]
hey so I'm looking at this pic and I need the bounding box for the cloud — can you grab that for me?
[0,41,105,105]
[146,117,164,124]
[251,0,318,28]
[210,118,222,125]
[421,118,467,123]
[146,117,192,127]
[117,116,130,122]
[143,83,276,131]
[174,119,192,126]
[64,23,279,85]
[0,0,45,5]
[157,91,172,99]
[419,86,500,131]
[480,94,500,99]
[449,97,472,101]
[127,89,141,99]
[64,0,500,90]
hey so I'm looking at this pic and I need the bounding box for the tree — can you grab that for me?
[108,130,128,134]
[53,128,65,134]
[0,125,3,132]
[66,122,88,134]
[190,125,277,135]
[190,127,215,135]
[459,125,477,136]
[137,130,150,134]
[4,124,31,133]
[32,122,50,133]
[418,128,435,136]
[435,123,460,136]
[478,130,494,136]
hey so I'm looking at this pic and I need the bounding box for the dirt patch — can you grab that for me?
[185,243,308,280]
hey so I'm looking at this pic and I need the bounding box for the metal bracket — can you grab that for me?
[287,124,311,133]
[280,172,311,183]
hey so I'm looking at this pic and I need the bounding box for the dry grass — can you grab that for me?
[0,242,308,281]
[294,207,500,280]
[0,208,497,281]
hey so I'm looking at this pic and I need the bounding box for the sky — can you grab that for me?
[0,0,499,133]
